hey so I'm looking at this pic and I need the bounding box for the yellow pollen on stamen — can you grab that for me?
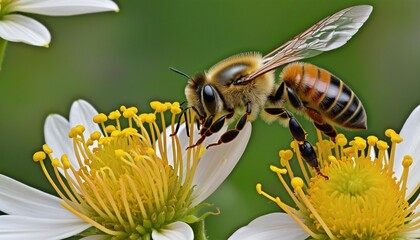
[258,130,417,239]
[33,151,46,162]
[34,101,214,238]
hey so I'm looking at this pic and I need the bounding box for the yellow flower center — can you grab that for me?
[33,101,215,239]
[257,130,420,240]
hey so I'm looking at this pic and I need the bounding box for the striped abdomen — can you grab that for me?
[281,62,367,130]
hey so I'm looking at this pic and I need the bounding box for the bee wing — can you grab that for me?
[239,5,372,84]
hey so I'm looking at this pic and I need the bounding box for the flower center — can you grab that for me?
[33,102,213,239]
[257,130,419,240]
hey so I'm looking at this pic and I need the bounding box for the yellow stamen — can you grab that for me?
[258,129,418,239]
[34,101,216,238]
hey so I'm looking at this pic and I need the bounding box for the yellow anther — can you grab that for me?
[367,136,378,146]
[77,125,85,133]
[343,147,353,155]
[376,140,389,150]
[150,101,161,110]
[122,128,138,136]
[120,105,127,112]
[93,113,108,123]
[172,102,180,108]
[123,110,135,118]
[154,103,168,113]
[171,105,182,115]
[115,149,126,158]
[86,138,94,146]
[90,131,102,141]
[353,137,367,150]
[105,125,116,133]
[385,129,396,137]
[328,156,337,163]
[98,137,112,146]
[147,148,155,155]
[256,183,263,194]
[390,133,403,143]
[33,151,46,162]
[68,128,79,138]
[69,125,85,138]
[290,141,298,151]
[52,158,61,168]
[111,130,121,137]
[164,102,172,108]
[270,165,287,174]
[402,155,413,167]
[42,144,53,154]
[336,134,347,146]
[279,149,293,161]
[140,113,156,123]
[61,154,71,169]
[123,107,138,117]
[108,110,121,120]
[291,177,304,189]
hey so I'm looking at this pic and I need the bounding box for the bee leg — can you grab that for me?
[264,107,328,179]
[186,114,215,150]
[268,82,286,104]
[285,85,303,111]
[305,107,337,141]
[313,122,337,142]
[206,103,251,148]
[264,108,306,142]
[299,141,328,180]
[171,106,205,137]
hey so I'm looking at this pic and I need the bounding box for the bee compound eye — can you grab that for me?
[202,85,217,114]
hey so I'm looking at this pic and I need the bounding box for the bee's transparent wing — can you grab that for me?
[239,5,372,83]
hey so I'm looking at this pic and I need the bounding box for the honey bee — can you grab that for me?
[172,5,372,175]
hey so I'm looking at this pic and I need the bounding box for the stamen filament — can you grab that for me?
[294,187,336,239]
[61,202,125,236]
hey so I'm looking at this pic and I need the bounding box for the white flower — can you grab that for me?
[0,99,251,240]
[0,0,119,47]
[229,106,420,240]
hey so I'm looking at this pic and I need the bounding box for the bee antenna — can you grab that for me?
[169,67,191,80]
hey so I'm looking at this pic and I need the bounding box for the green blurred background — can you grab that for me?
[0,0,419,239]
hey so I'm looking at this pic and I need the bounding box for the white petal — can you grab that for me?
[0,14,50,47]
[44,114,74,160]
[191,123,252,206]
[394,105,420,197]
[229,213,308,240]
[152,221,193,240]
[8,0,119,16]
[0,174,77,219]
[156,122,227,182]
[69,99,102,140]
[0,215,89,240]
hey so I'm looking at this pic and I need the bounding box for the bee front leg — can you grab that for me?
[206,102,251,148]
[186,114,215,150]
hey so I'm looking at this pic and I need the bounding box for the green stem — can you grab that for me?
[0,38,7,71]
[191,220,208,240]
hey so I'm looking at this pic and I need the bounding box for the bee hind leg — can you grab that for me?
[264,107,328,179]
[264,107,306,142]
[304,107,337,142]
[206,103,251,148]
